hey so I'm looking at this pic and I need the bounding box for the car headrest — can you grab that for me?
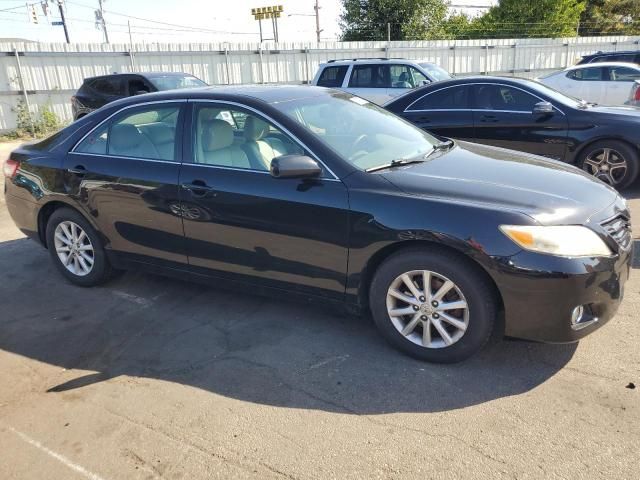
[147,124,174,144]
[201,119,234,151]
[110,124,142,150]
[244,116,270,141]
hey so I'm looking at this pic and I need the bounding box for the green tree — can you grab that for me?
[473,0,586,38]
[340,0,449,41]
[579,0,640,35]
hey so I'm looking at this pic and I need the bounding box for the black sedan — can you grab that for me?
[3,86,631,363]
[385,76,640,189]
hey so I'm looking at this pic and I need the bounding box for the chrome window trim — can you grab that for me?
[71,99,187,155]
[181,162,340,183]
[405,82,566,116]
[191,99,341,181]
[68,151,180,165]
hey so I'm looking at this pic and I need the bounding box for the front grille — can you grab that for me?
[601,214,632,251]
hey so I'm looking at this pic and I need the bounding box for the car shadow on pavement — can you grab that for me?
[0,237,578,414]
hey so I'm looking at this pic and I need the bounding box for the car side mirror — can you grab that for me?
[533,101,554,115]
[419,80,430,87]
[134,90,150,96]
[270,155,322,179]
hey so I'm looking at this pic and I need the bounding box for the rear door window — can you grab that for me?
[127,77,152,96]
[316,66,349,87]
[75,104,181,161]
[90,77,123,96]
[348,65,390,88]
[408,85,470,110]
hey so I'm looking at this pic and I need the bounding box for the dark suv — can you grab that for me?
[577,50,640,66]
[71,72,206,120]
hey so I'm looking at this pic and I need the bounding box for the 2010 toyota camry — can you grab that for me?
[3,86,631,363]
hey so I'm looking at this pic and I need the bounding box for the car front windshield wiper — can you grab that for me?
[427,139,455,155]
[365,158,426,173]
[365,140,455,173]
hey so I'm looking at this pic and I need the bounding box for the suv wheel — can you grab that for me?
[580,140,639,190]
[369,249,497,363]
[46,208,119,286]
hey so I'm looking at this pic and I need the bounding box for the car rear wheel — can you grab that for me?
[580,140,639,190]
[369,248,497,363]
[46,208,119,287]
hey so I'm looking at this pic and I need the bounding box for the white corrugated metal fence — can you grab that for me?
[1,35,639,132]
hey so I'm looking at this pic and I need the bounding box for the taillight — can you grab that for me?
[3,158,19,179]
[634,85,640,102]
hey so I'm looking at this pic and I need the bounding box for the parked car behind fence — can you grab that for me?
[71,72,207,120]
[539,62,640,107]
[311,58,451,104]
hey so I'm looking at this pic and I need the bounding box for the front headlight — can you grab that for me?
[499,225,612,257]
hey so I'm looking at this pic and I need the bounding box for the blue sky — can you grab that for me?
[0,0,343,44]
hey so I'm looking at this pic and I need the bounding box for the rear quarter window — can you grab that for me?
[316,66,349,87]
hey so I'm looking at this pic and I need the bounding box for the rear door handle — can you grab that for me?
[480,115,499,123]
[67,165,87,175]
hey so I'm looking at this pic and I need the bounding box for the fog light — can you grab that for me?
[570,305,598,331]
[570,305,585,325]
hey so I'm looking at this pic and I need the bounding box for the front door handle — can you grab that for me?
[181,180,214,196]
[479,115,499,123]
[67,165,87,175]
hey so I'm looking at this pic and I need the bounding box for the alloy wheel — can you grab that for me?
[386,270,469,349]
[583,148,628,186]
[53,221,95,276]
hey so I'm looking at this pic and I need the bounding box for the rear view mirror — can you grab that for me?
[270,155,321,179]
[533,101,554,115]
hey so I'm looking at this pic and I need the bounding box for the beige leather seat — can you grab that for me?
[243,116,287,170]
[109,123,160,159]
[198,119,250,168]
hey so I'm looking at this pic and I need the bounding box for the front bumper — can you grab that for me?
[495,247,631,343]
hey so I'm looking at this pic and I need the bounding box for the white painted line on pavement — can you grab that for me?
[7,426,107,480]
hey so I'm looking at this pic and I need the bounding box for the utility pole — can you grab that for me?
[314,0,322,44]
[57,0,70,43]
[98,0,109,44]
[387,22,391,42]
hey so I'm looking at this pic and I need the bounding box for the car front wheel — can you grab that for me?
[369,248,497,363]
[46,207,119,287]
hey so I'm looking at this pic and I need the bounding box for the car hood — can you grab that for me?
[586,105,640,117]
[379,141,619,225]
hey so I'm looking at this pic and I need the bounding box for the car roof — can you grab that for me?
[566,61,640,70]
[583,50,640,58]
[95,84,336,108]
[320,58,427,67]
[84,71,197,82]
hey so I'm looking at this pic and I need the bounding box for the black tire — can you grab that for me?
[45,207,118,287]
[369,248,497,363]
[579,140,639,190]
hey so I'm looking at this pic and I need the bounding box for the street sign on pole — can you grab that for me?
[51,21,64,26]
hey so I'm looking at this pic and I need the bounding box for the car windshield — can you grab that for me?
[419,63,451,81]
[272,91,440,171]
[147,74,207,91]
